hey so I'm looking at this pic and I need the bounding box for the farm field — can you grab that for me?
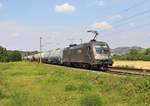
[0,62,150,106]
[113,60,150,70]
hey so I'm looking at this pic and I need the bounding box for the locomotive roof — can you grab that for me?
[65,40,107,50]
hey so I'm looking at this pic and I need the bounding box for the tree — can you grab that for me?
[129,49,138,55]
[143,55,150,61]
[145,48,150,55]
[7,51,22,62]
[0,46,8,62]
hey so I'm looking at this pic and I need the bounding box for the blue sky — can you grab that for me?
[0,0,150,51]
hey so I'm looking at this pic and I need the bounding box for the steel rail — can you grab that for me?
[108,67,150,76]
[43,62,150,76]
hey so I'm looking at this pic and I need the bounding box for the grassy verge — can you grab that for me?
[0,62,150,106]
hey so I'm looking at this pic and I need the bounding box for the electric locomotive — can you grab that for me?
[63,30,113,69]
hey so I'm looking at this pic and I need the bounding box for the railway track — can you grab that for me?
[67,65,150,76]
[107,67,150,76]
[44,62,150,76]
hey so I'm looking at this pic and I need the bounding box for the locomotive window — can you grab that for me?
[95,44,109,54]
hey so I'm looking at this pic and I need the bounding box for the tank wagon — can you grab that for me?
[47,48,63,64]
[23,53,45,62]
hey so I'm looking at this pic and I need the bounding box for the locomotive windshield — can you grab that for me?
[95,44,109,54]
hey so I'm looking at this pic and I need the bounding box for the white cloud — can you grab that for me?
[91,21,112,30]
[55,3,76,13]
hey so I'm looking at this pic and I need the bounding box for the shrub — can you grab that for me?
[0,87,6,99]
[78,83,92,91]
[143,79,150,91]
[0,64,10,71]
[12,91,28,106]
[65,84,77,91]
[80,94,102,106]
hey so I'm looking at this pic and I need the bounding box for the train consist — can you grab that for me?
[23,31,113,70]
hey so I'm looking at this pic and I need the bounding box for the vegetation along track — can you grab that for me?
[44,63,150,76]
[108,67,150,76]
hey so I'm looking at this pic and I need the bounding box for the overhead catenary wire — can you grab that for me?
[116,0,148,13]
[111,9,150,27]
[100,0,149,21]
[102,22,150,36]
[82,0,150,41]
[99,9,150,35]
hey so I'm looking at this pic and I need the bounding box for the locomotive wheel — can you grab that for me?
[100,66,108,71]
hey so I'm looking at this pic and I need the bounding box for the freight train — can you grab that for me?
[23,31,113,70]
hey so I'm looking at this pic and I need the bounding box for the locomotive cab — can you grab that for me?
[90,40,113,68]
[94,42,110,59]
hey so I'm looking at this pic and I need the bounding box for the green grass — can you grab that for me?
[0,62,150,106]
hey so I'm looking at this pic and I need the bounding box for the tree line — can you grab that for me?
[113,48,150,61]
[0,46,22,62]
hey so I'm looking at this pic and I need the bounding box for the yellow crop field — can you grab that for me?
[113,61,150,70]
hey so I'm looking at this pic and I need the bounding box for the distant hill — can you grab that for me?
[111,46,144,55]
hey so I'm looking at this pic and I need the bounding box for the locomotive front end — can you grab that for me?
[92,41,113,68]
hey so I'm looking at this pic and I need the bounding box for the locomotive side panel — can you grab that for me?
[70,47,85,63]
[63,48,71,64]
[63,43,92,65]
[68,43,93,64]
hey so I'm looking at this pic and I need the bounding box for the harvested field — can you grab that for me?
[114,61,150,70]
